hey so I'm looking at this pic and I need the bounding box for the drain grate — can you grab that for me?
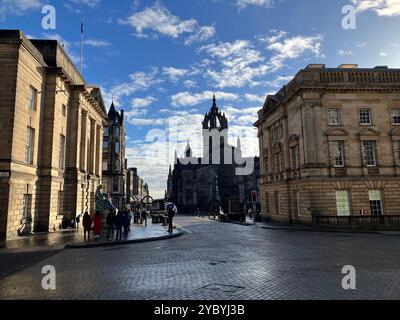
[201,283,245,293]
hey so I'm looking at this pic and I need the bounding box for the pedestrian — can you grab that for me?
[76,214,81,230]
[141,208,148,227]
[167,205,175,233]
[106,210,116,240]
[82,211,92,241]
[115,211,123,241]
[122,210,130,239]
[93,211,102,239]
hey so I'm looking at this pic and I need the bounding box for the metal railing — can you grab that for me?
[313,215,400,229]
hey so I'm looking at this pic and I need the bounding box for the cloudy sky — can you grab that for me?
[2,0,400,197]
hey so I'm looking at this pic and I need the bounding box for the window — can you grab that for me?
[369,190,383,215]
[395,141,400,165]
[275,192,281,215]
[115,142,120,154]
[102,160,108,171]
[25,127,35,164]
[58,191,64,216]
[22,194,32,220]
[332,141,345,167]
[336,191,351,216]
[391,109,400,125]
[28,86,37,110]
[362,141,377,166]
[115,159,120,172]
[104,127,109,136]
[293,191,300,217]
[115,127,120,138]
[103,140,109,153]
[59,135,66,170]
[328,109,341,125]
[62,104,67,117]
[113,177,120,193]
[359,108,372,125]
[290,146,300,170]
[271,122,283,143]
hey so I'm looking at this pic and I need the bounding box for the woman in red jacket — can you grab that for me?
[93,211,102,239]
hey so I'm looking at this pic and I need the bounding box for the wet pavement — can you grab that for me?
[0,220,181,280]
[1,215,400,300]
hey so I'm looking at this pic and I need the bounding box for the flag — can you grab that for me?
[81,20,84,34]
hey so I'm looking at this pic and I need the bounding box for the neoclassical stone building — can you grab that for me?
[0,30,107,240]
[255,64,400,226]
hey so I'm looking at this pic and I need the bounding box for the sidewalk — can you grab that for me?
[67,221,184,249]
[1,221,183,251]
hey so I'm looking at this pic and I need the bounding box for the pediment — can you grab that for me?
[390,127,400,136]
[325,127,348,136]
[357,128,381,136]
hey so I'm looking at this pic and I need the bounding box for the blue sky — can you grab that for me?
[1,0,400,197]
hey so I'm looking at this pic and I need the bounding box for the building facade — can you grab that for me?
[0,30,107,240]
[255,64,400,225]
[167,96,260,214]
[102,103,127,210]
[126,167,149,202]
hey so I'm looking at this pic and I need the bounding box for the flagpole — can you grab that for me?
[80,18,84,74]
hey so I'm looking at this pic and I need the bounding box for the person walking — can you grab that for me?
[167,205,175,233]
[106,210,116,240]
[115,211,123,241]
[82,211,92,241]
[122,210,130,239]
[93,211,102,239]
[141,208,148,227]
[75,214,81,230]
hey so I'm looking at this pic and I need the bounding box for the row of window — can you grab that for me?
[24,126,66,170]
[331,140,400,167]
[266,189,384,217]
[328,108,400,126]
[28,86,67,116]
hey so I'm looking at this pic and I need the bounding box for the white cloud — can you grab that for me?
[199,40,269,88]
[0,0,42,20]
[236,0,274,10]
[352,0,400,17]
[163,67,189,82]
[266,31,324,70]
[132,96,157,108]
[337,49,355,57]
[183,80,198,88]
[84,38,111,47]
[106,67,162,106]
[68,0,100,7]
[120,2,215,44]
[171,91,239,107]
[380,51,389,56]
[244,93,266,103]
[184,25,216,46]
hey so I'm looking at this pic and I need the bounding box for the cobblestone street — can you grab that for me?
[1,215,400,300]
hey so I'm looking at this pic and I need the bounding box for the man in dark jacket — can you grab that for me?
[106,210,116,240]
[115,211,123,241]
[167,205,175,233]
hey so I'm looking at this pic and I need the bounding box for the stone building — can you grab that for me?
[102,103,127,209]
[255,64,400,225]
[167,95,260,214]
[0,30,107,240]
[126,167,149,202]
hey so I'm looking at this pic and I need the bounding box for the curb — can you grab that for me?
[66,230,185,249]
[262,226,390,235]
